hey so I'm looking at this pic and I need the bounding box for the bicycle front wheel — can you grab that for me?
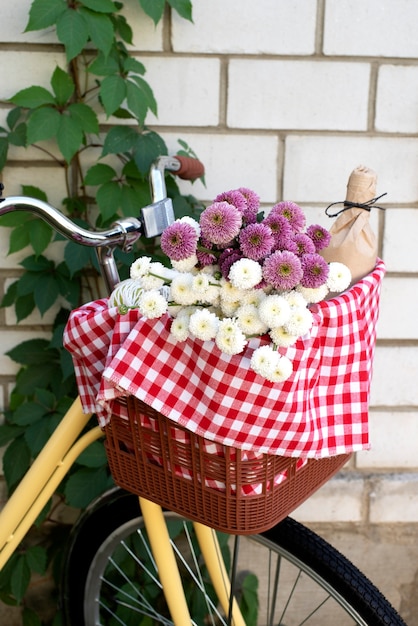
[61,489,406,626]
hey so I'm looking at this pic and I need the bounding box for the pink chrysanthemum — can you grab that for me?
[306,223,332,251]
[200,201,243,245]
[160,221,198,261]
[214,190,247,214]
[262,213,293,250]
[300,253,330,288]
[270,201,306,233]
[293,233,316,257]
[219,248,243,279]
[238,187,260,224]
[239,223,274,260]
[262,250,303,290]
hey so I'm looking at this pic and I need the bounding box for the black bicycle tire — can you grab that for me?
[61,487,406,626]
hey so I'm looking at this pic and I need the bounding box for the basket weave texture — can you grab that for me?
[104,397,350,534]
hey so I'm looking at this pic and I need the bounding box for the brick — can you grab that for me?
[145,57,220,126]
[162,132,280,203]
[228,60,370,131]
[382,209,418,272]
[324,0,418,58]
[284,136,418,203]
[172,0,317,54]
[293,474,364,523]
[357,412,418,469]
[0,330,51,376]
[376,65,418,133]
[370,346,418,406]
[369,474,418,523]
[377,277,418,339]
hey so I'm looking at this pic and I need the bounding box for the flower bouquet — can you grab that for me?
[109,188,351,383]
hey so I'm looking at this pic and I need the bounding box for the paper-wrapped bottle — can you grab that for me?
[321,165,379,283]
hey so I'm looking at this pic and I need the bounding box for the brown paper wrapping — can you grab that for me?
[321,165,378,284]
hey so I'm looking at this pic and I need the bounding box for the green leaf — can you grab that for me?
[133,131,167,174]
[76,440,107,467]
[25,545,48,576]
[6,338,52,365]
[88,50,120,76]
[8,123,27,147]
[29,219,53,256]
[0,137,8,171]
[16,362,58,396]
[123,57,145,75]
[25,417,57,455]
[63,241,93,276]
[25,0,67,32]
[35,387,57,409]
[15,294,36,322]
[168,0,193,21]
[33,273,60,314]
[0,424,24,447]
[114,14,133,44]
[7,107,23,130]
[20,254,54,272]
[22,606,43,626]
[12,402,46,426]
[120,184,141,217]
[51,66,75,105]
[9,224,30,254]
[100,74,126,117]
[57,8,89,62]
[80,8,114,57]
[96,181,122,220]
[57,113,83,163]
[80,0,117,12]
[130,75,157,115]
[139,0,165,24]
[84,163,117,185]
[10,86,55,109]
[10,555,30,604]
[27,107,61,144]
[68,103,99,134]
[3,437,31,491]
[21,185,48,202]
[126,81,148,123]
[64,466,110,508]
[101,125,138,156]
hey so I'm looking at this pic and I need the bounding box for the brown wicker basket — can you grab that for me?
[104,396,351,535]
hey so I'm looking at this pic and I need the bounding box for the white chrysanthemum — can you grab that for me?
[220,277,245,303]
[296,283,329,304]
[215,318,247,355]
[241,289,267,307]
[170,273,196,305]
[108,279,143,309]
[284,306,313,336]
[189,308,219,341]
[229,258,263,290]
[179,215,201,237]
[251,346,293,382]
[258,294,291,328]
[269,325,299,348]
[130,256,152,279]
[327,262,352,292]
[138,290,168,319]
[267,354,293,383]
[192,272,210,295]
[283,290,307,309]
[171,254,199,272]
[201,285,221,306]
[250,345,278,378]
[220,299,240,316]
[170,316,189,341]
[235,304,268,335]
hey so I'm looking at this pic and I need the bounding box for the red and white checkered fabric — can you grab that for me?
[64,259,385,460]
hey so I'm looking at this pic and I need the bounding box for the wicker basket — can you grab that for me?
[104,396,351,535]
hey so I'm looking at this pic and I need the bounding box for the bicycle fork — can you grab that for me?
[140,498,246,626]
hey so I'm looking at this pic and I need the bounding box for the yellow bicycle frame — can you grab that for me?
[0,396,245,626]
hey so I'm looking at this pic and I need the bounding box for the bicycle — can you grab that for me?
[0,155,407,626]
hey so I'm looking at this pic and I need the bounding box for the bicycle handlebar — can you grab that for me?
[0,155,204,293]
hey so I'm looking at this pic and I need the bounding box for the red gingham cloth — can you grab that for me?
[64,259,385,460]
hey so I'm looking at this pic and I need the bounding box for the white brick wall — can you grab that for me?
[1,0,417,525]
